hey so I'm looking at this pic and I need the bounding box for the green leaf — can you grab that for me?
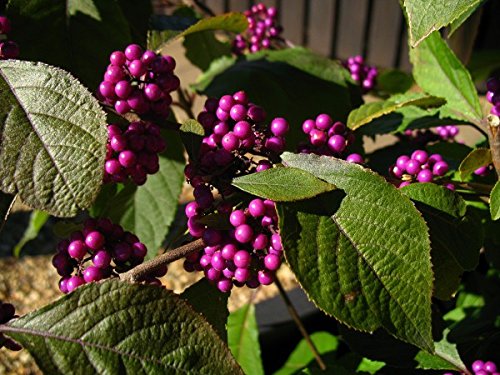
[468,49,500,82]
[0,192,15,233]
[448,0,486,36]
[149,12,247,51]
[1,280,242,374]
[274,331,339,375]
[193,47,362,150]
[458,148,492,181]
[13,210,50,257]
[279,152,434,351]
[181,279,229,342]
[228,303,264,375]
[91,130,185,258]
[401,183,482,299]
[6,0,134,89]
[0,60,107,217]
[180,119,205,160]
[414,329,465,371]
[183,31,232,71]
[491,181,500,221]
[232,167,336,202]
[347,92,445,130]
[116,0,152,46]
[410,31,482,124]
[402,0,484,47]
[376,69,414,96]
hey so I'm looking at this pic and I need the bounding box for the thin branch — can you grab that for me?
[193,0,216,17]
[275,277,326,371]
[176,88,196,119]
[120,238,205,282]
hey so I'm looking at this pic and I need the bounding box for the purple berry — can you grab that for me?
[234,250,251,268]
[93,250,112,269]
[68,240,87,260]
[264,253,281,271]
[417,169,433,183]
[235,224,254,244]
[432,161,448,176]
[248,199,266,217]
[405,159,422,175]
[83,266,103,283]
[66,276,85,293]
[270,117,289,136]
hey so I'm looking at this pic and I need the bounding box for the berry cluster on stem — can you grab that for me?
[98,44,179,117]
[233,3,284,54]
[104,121,165,185]
[444,359,498,375]
[0,301,21,351]
[298,114,364,163]
[52,218,161,294]
[486,77,500,116]
[342,55,377,93]
[390,150,451,189]
[0,16,19,59]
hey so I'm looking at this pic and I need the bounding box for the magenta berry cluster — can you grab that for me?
[343,55,377,93]
[0,301,21,351]
[486,77,500,116]
[390,150,450,188]
[298,114,363,163]
[104,121,165,185]
[233,3,283,54]
[184,198,283,293]
[186,91,288,200]
[0,16,19,60]
[435,125,459,140]
[52,218,159,294]
[98,44,179,116]
[444,360,498,375]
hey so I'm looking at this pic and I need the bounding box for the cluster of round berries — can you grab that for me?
[104,121,165,185]
[52,218,159,294]
[98,44,179,117]
[233,3,283,54]
[0,301,21,351]
[444,360,498,375]
[0,16,19,59]
[435,125,459,140]
[486,77,500,116]
[342,55,377,93]
[184,198,283,293]
[390,150,450,188]
[186,91,288,201]
[297,114,364,163]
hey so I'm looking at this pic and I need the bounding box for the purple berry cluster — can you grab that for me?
[99,44,179,116]
[184,198,283,293]
[486,77,500,116]
[0,16,19,59]
[0,301,21,351]
[186,91,288,200]
[390,150,450,188]
[233,3,283,54]
[52,218,160,294]
[444,360,498,375]
[435,125,459,140]
[298,114,364,163]
[104,121,165,185]
[342,55,377,93]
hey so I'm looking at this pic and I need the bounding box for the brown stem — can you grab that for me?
[275,277,326,371]
[176,88,196,119]
[487,116,500,179]
[193,0,216,17]
[120,238,205,282]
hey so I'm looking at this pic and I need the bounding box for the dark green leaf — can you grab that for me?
[401,183,482,299]
[91,130,185,258]
[491,181,500,221]
[458,148,492,181]
[376,69,414,96]
[117,0,153,46]
[1,280,242,374]
[184,31,232,71]
[0,60,107,217]
[232,167,336,202]
[180,119,205,160]
[347,92,445,130]
[0,192,15,233]
[181,279,229,342]
[7,0,134,89]
[228,303,264,375]
[402,0,484,47]
[410,32,482,124]
[280,152,434,351]
[193,48,362,150]
[13,210,50,257]
[448,0,486,35]
[468,49,500,82]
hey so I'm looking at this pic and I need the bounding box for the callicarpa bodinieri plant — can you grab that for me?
[0,0,499,374]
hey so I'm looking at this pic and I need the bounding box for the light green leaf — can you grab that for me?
[410,31,482,124]
[1,280,242,374]
[491,181,500,221]
[0,60,107,217]
[13,210,50,257]
[280,152,434,351]
[181,279,229,342]
[347,92,445,130]
[458,148,492,181]
[228,303,264,375]
[274,332,339,375]
[180,119,205,160]
[414,329,465,371]
[232,167,336,202]
[403,0,483,47]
